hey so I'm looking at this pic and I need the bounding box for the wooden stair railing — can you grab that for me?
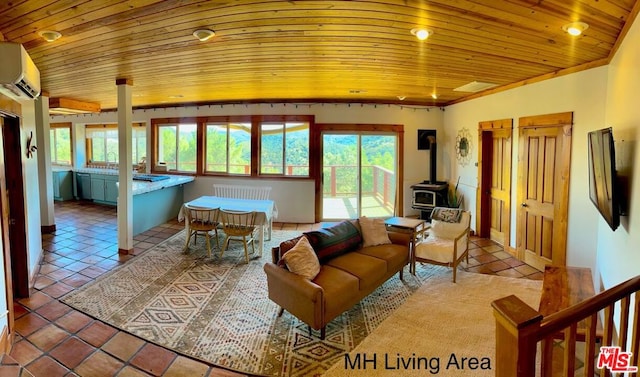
[492,274,640,377]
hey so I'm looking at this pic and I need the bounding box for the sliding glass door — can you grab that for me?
[321,132,397,220]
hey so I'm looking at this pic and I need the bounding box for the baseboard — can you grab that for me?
[0,325,11,354]
[31,250,45,289]
[505,245,517,256]
[41,224,56,234]
[118,247,134,255]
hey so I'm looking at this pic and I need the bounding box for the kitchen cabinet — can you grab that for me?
[52,170,73,201]
[89,174,119,205]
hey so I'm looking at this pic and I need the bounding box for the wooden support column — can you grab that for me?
[35,92,56,233]
[117,78,134,254]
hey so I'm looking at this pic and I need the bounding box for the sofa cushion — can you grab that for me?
[312,265,360,321]
[281,236,321,280]
[325,252,387,290]
[358,216,391,247]
[304,221,362,263]
[356,243,408,273]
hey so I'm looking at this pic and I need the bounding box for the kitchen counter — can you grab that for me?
[68,168,194,235]
[129,176,193,235]
[128,175,194,195]
[74,167,120,175]
[52,166,73,172]
[74,168,194,196]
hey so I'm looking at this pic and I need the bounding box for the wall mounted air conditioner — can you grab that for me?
[0,42,41,100]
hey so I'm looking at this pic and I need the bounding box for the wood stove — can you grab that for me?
[411,139,448,220]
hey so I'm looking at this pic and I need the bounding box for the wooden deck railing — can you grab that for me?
[492,274,640,377]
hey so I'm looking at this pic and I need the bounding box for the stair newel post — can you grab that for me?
[492,295,543,377]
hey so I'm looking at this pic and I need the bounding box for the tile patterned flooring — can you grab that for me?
[2,201,543,377]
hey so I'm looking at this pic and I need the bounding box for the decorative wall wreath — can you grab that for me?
[455,128,471,166]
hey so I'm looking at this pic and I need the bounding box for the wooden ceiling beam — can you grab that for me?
[49,97,101,115]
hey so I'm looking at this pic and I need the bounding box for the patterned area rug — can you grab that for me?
[60,229,445,376]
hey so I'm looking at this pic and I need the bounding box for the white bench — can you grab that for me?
[212,184,275,239]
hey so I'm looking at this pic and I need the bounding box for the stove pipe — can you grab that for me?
[430,141,437,184]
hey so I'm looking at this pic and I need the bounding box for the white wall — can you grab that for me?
[51,103,445,222]
[596,14,640,290]
[20,101,45,283]
[443,67,609,275]
[0,100,46,329]
[440,14,640,291]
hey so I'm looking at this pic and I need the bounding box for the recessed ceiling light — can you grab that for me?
[193,29,215,41]
[39,30,62,42]
[410,28,433,41]
[431,93,438,99]
[562,22,589,36]
[397,95,406,101]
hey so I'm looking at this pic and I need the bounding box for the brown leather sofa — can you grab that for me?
[263,223,411,339]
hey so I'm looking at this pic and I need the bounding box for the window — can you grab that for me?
[260,121,309,176]
[86,125,117,164]
[133,126,146,164]
[157,123,197,172]
[205,122,251,175]
[151,115,312,177]
[85,123,147,165]
[50,123,72,165]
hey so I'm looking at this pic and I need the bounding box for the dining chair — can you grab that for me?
[184,204,220,257]
[219,209,258,263]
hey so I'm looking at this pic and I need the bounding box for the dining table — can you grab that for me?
[178,195,276,256]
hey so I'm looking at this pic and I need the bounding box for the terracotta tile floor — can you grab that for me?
[4,201,543,377]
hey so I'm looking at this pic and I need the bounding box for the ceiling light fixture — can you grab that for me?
[39,30,62,42]
[562,22,589,36]
[411,28,433,41]
[193,29,216,41]
[431,93,438,99]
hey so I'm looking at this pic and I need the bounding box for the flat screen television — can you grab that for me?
[587,127,620,231]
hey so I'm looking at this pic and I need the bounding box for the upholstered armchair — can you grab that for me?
[412,208,471,282]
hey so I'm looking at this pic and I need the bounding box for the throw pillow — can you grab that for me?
[277,235,304,260]
[281,236,321,280]
[359,216,391,247]
[430,207,463,223]
[303,220,362,262]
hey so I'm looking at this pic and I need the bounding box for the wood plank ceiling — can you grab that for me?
[0,0,638,110]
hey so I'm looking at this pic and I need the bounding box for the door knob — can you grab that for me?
[521,203,528,207]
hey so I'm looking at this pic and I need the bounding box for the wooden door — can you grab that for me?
[0,117,15,351]
[517,113,572,271]
[489,128,512,246]
[2,116,29,298]
[315,123,404,222]
[476,119,512,248]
